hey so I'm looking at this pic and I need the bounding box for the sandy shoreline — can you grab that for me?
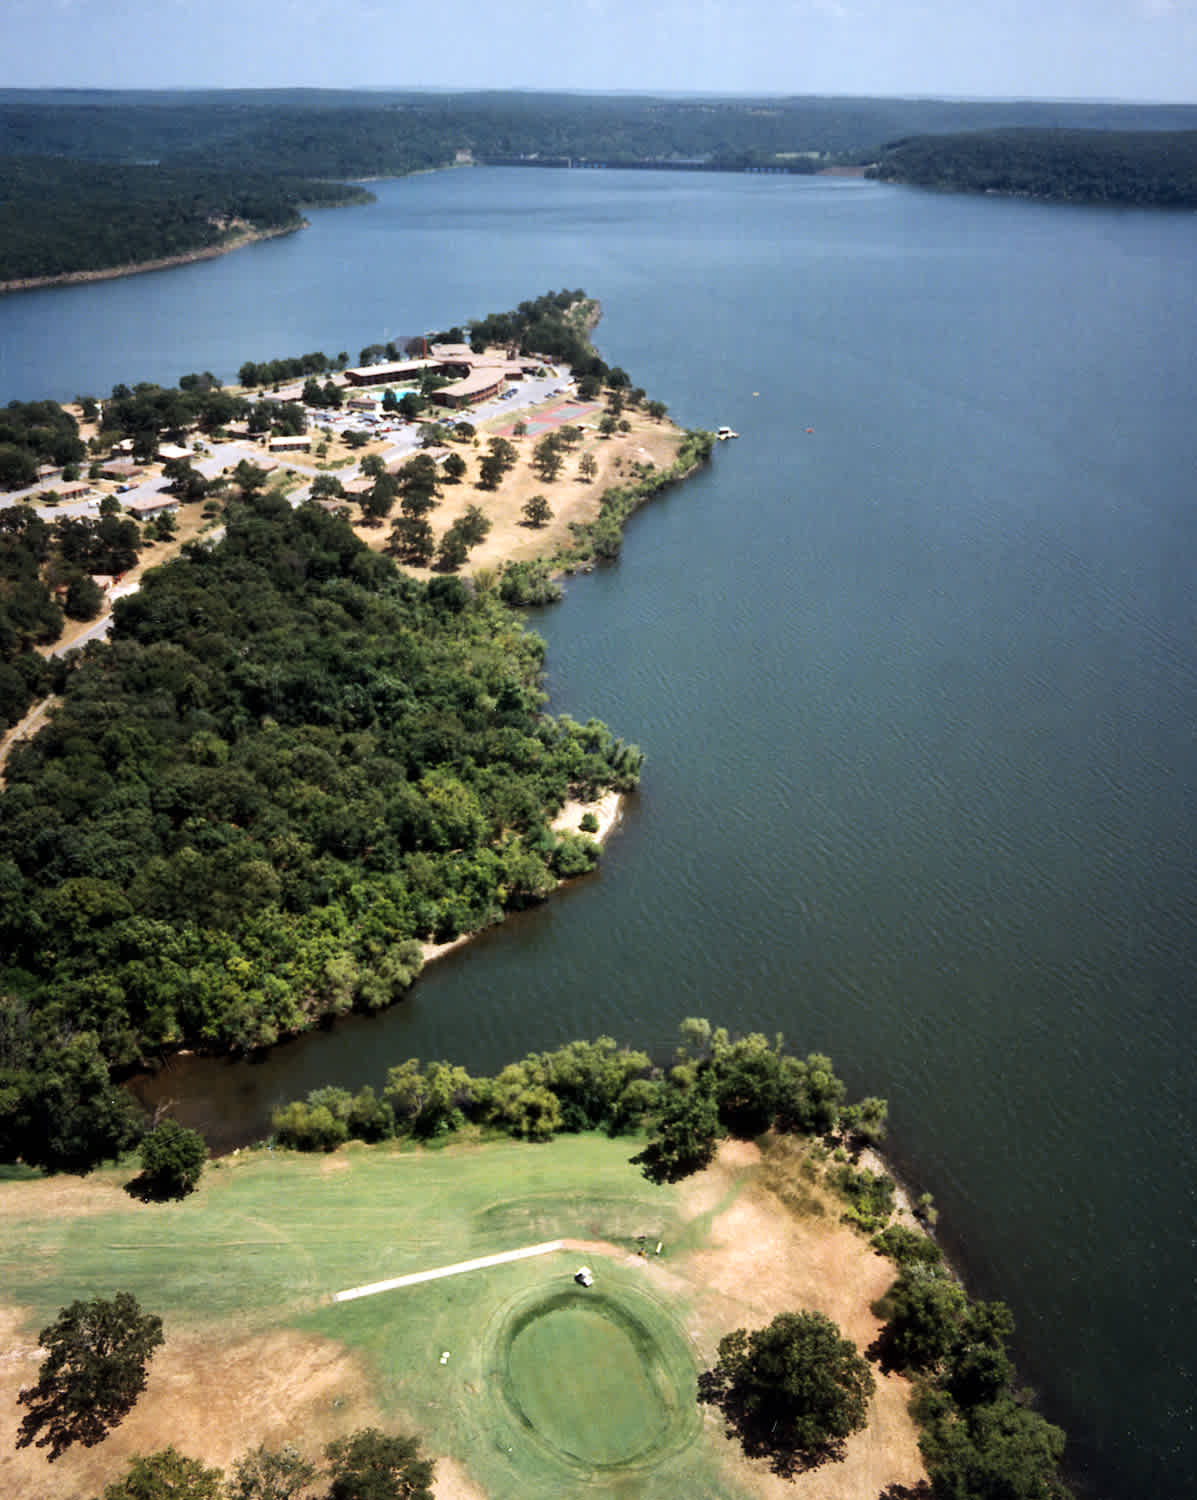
[419,789,624,966]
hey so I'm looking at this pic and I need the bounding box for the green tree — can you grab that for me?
[232,460,269,498]
[839,1095,889,1147]
[310,473,346,501]
[10,1031,146,1174]
[578,450,598,481]
[700,1310,874,1474]
[522,494,552,528]
[226,1442,317,1500]
[455,505,491,546]
[16,1292,165,1459]
[442,452,467,484]
[487,436,517,472]
[476,454,504,490]
[63,573,104,620]
[877,1264,967,1372]
[631,1070,722,1183]
[360,474,398,525]
[436,528,470,571]
[97,1447,224,1499]
[531,434,563,481]
[388,516,435,565]
[385,1059,474,1138]
[135,1119,207,1200]
[918,1389,1070,1500]
[324,1427,435,1500]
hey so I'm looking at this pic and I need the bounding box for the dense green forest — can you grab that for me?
[0,492,645,1171]
[3,91,1197,280]
[3,89,1195,172]
[0,156,370,282]
[870,128,1197,206]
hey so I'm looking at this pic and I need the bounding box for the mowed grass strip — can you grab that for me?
[2,1134,754,1499]
[0,1134,681,1331]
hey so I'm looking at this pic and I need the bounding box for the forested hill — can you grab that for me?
[869,128,1197,207]
[0,158,370,284]
[0,494,643,1172]
[3,89,1196,172]
[4,93,1197,281]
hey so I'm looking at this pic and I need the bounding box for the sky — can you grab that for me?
[2,0,1195,102]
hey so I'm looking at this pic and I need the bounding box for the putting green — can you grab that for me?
[492,1281,700,1474]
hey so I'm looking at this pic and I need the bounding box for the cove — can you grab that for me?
[3,168,1195,1499]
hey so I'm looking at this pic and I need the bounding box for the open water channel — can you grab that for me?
[1,167,1194,1498]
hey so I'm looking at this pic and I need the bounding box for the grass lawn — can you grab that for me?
[1,1134,750,1499]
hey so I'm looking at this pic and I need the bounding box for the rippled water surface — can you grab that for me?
[3,169,1194,1498]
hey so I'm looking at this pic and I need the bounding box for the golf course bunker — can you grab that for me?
[492,1282,699,1474]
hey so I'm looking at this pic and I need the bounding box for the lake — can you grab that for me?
[3,167,1194,1499]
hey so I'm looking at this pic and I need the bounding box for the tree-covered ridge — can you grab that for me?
[869,128,1197,207]
[3,90,1196,173]
[0,494,643,1168]
[6,96,1197,281]
[0,157,371,283]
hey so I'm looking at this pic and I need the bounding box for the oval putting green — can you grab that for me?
[490,1280,699,1475]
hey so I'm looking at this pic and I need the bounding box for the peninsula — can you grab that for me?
[0,292,712,1174]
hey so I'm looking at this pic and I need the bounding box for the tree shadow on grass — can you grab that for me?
[697,1369,847,1479]
[122,1173,193,1204]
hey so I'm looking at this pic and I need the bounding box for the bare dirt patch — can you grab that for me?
[349,403,684,578]
[673,1140,926,1500]
[434,1455,490,1500]
[0,1318,379,1500]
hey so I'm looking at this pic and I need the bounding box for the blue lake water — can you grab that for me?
[2,168,1194,1498]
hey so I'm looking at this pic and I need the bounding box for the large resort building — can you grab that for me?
[342,344,546,408]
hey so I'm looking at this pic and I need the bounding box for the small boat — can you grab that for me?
[716,426,739,440]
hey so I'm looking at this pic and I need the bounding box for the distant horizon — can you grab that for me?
[3,0,1194,105]
[1,85,1195,108]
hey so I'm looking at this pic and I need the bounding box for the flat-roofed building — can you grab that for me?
[124,492,179,517]
[431,367,507,409]
[344,359,433,387]
[267,434,311,453]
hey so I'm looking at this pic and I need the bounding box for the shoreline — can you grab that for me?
[420,788,624,966]
[0,223,305,295]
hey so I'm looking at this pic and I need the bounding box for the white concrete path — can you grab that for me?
[333,1239,565,1303]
